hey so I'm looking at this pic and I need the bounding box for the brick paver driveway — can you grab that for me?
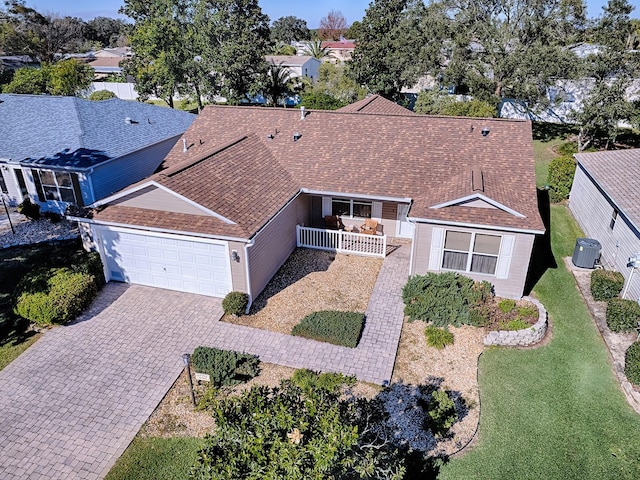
[0,284,223,480]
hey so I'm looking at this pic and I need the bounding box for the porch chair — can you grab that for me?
[324,215,345,230]
[359,219,379,235]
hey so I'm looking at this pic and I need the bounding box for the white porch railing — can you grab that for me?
[296,225,387,258]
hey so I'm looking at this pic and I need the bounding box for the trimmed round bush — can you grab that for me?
[88,90,116,101]
[14,267,98,326]
[624,342,640,385]
[191,346,260,387]
[606,298,640,333]
[425,326,454,349]
[222,291,249,316]
[591,269,625,301]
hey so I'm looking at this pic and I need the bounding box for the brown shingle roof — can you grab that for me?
[337,95,414,115]
[575,149,640,230]
[94,105,543,238]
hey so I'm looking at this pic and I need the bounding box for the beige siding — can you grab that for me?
[412,222,536,298]
[112,185,210,216]
[228,240,247,293]
[569,166,640,301]
[247,195,309,300]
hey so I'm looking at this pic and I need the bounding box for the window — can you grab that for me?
[331,198,372,218]
[610,209,618,230]
[442,230,501,275]
[37,170,77,203]
[0,171,7,194]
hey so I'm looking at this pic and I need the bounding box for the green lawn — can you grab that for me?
[0,240,87,371]
[439,205,640,480]
[533,138,562,188]
[105,437,203,480]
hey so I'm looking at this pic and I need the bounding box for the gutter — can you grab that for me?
[300,188,412,204]
[243,239,255,313]
[66,216,250,244]
[409,216,545,236]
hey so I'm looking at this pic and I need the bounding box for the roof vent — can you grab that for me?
[300,106,306,120]
[472,168,484,192]
[293,132,302,142]
[481,126,490,137]
[267,133,274,140]
[182,138,188,153]
[124,117,138,124]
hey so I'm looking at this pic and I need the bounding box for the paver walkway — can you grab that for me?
[0,242,409,479]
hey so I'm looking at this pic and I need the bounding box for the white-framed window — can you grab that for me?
[331,198,372,218]
[37,170,77,203]
[610,209,618,230]
[441,230,501,275]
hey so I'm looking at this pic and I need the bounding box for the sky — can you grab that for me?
[28,0,616,28]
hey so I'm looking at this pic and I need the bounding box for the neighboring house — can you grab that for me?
[94,47,132,58]
[87,57,124,78]
[72,104,544,303]
[265,55,320,82]
[321,40,356,64]
[569,149,640,301]
[0,55,39,71]
[337,94,414,115]
[0,94,195,213]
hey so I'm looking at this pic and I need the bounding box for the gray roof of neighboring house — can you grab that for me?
[0,94,195,169]
[575,149,640,230]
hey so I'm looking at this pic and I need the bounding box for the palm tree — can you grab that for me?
[302,40,334,61]
[264,62,293,107]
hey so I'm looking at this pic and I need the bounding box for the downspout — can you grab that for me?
[243,239,255,313]
[407,217,418,276]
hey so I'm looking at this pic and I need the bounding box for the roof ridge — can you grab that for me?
[160,134,249,177]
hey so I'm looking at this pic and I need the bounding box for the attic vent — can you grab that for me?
[293,132,302,142]
[472,168,484,192]
[124,117,138,124]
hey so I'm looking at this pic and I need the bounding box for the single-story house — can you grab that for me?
[321,40,356,64]
[569,149,640,301]
[0,94,195,213]
[87,57,124,78]
[265,55,320,82]
[72,101,544,303]
[337,94,415,115]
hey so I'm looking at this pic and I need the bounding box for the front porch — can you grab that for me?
[296,225,388,257]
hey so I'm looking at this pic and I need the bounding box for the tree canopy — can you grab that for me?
[2,59,93,95]
[270,15,310,43]
[318,9,348,41]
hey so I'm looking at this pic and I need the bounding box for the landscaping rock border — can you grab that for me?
[482,296,548,347]
[0,209,79,249]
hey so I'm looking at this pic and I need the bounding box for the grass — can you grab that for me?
[439,205,640,480]
[0,240,86,371]
[104,437,203,480]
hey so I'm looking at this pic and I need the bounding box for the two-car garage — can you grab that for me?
[94,226,232,298]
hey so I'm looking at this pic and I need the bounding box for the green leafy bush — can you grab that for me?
[624,342,640,385]
[591,269,625,301]
[499,318,531,331]
[291,310,365,348]
[425,326,454,349]
[548,155,576,203]
[191,346,260,387]
[17,198,40,220]
[14,267,97,326]
[423,390,457,438]
[401,272,493,327]
[606,298,640,333]
[192,373,407,479]
[222,291,249,316]
[518,305,538,318]
[291,369,356,393]
[88,89,117,101]
[498,299,516,313]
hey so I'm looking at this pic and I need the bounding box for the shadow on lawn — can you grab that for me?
[524,188,557,295]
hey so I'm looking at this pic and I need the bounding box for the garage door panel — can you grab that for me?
[99,228,232,298]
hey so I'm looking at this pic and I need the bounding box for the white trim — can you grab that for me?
[301,188,412,204]
[439,231,501,276]
[91,180,236,224]
[69,216,250,244]
[495,234,515,279]
[244,240,255,312]
[410,216,544,235]
[93,224,232,246]
[430,193,525,218]
[428,227,445,270]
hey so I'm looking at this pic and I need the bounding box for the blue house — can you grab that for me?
[0,94,195,213]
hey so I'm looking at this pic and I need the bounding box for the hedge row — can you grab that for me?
[292,310,365,348]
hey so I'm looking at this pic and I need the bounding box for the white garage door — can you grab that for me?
[97,227,232,297]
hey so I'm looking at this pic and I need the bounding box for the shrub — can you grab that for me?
[291,310,365,348]
[591,269,625,301]
[624,342,640,385]
[518,305,538,318]
[606,298,640,333]
[17,198,40,220]
[14,267,97,326]
[548,155,576,203]
[425,326,454,349]
[191,346,260,387]
[469,305,491,327]
[222,291,249,316]
[401,272,493,327]
[499,318,531,331]
[498,299,516,313]
[73,251,105,287]
[423,390,457,438]
[291,369,356,393]
[88,90,116,101]
[43,211,62,223]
